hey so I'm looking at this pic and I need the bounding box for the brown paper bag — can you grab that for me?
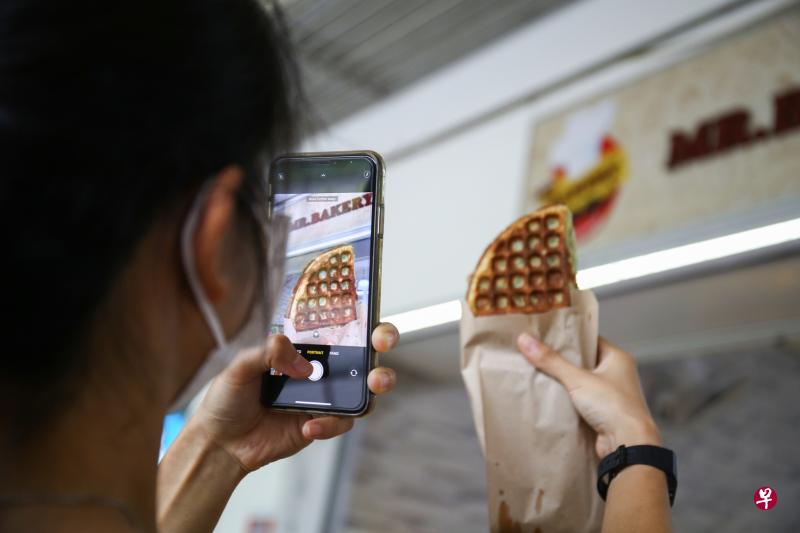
[460,289,604,533]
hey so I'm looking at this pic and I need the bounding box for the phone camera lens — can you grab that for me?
[363,170,371,179]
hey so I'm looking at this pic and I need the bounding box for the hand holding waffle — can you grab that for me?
[460,203,605,532]
[517,334,662,459]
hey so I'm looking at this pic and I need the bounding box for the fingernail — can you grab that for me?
[378,332,398,351]
[518,333,541,355]
[305,422,321,439]
[380,371,394,389]
[293,355,312,375]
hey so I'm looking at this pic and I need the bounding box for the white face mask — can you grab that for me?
[169,183,289,412]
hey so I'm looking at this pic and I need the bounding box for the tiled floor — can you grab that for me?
[345,344,800,532]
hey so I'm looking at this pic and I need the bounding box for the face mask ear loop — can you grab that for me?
[180,182,228,349]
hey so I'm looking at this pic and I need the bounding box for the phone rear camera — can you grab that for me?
[363,170,371,179]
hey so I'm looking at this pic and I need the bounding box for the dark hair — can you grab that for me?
[0,0,301,439]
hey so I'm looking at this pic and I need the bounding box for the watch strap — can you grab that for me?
[597,444,677,506]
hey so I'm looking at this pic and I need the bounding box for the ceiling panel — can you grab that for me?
[279,0,575,128]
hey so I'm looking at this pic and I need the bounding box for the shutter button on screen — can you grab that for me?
[308,360,324,382]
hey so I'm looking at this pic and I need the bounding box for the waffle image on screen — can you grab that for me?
[272,192,372,348]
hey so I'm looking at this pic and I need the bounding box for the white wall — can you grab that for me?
[305,0,791,316]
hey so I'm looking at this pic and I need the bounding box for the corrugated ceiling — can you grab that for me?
[281,0,574,128]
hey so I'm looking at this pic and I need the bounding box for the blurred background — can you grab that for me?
[203,0,800,531]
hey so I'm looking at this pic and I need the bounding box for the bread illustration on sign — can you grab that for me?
[286,244,358,331]
[466,205,577,316]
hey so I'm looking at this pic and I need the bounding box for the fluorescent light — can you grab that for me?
[576,218,800,289]
[383,218,800,335]
[384,300,462,335]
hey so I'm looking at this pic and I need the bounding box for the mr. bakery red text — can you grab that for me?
[290,193,373,232]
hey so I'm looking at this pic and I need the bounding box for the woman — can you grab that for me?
[0,1,670,532]
[0,0,399,531]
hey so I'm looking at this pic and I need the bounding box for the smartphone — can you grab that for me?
[260,151,384,416]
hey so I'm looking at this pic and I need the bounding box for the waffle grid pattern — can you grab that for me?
[467,206,577,316]
[289,245,358,331]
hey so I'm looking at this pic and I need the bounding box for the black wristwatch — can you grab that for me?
[597,444,677,506]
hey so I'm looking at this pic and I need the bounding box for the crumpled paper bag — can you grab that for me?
[460,289,604,533]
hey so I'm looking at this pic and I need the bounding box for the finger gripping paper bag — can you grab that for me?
[460,206,603,533]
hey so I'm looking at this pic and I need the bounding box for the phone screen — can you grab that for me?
[261,154,381,414]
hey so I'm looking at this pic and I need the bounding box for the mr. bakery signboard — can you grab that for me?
[526,11,800,253]
[280,192,373,254]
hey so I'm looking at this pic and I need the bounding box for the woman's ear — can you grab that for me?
[193,166,243,303]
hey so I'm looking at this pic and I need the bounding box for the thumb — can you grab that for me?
[223,334,312,385]
[517,333,589,391]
